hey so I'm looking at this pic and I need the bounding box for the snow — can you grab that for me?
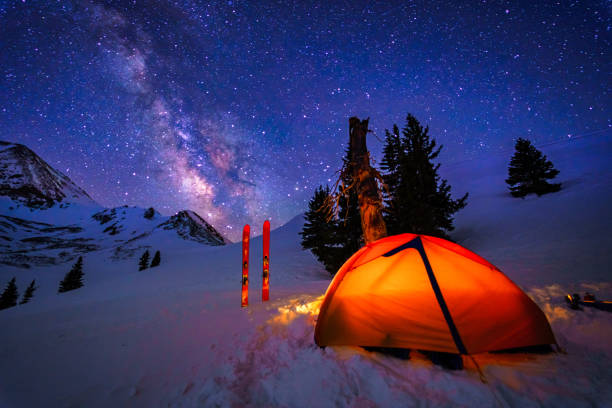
[0,203,228,267]
[445,134,612,287]
[1,134,611,407]
[0,141,96,207]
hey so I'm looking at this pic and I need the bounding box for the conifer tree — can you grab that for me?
[336,189,362,261]
[138,250,150,271]
[144,207,155,219]
[150,250,161,267]
[300,185,342,274]
[336,144,364,259]
[380,124,402,225]
[506,138,561,197]
[20,279,37,305]
[0,277,19,310]
[58,256,84,293]
[381,113,468,238]
[301,143,365,275]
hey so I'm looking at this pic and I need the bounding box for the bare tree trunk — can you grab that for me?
[349,117,387,244]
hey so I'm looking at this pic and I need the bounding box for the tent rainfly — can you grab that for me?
[314,234,556,354]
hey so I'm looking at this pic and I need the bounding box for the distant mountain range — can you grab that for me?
[0,141,228,268]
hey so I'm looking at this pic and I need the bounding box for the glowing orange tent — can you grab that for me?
[314,234,556,354]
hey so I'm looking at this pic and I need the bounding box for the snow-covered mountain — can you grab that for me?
[157,210,227,245]
[0,141,95,208]
[0,141,228,268]
[91,206,227,246]
[0,203,229,268]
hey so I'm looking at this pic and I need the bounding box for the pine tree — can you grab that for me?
[336,144,364,260]
[301,143,366,275]
[336,189,362,261]
[58,256,84,293]
[380,124,402,226]
[20,279,37,305]
[138,250,150,271]
[381,113,468,238]
[0,277,19,310]
[144,207,155,219]
[300,185,343,274]
[150,250,161,267]
[506,138,561,197]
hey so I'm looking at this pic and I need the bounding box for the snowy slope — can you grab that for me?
[0,204,228,267]
[0,141,96,208]
[445,134,612,287]
[157,210,228,246]
[0,134,611,407]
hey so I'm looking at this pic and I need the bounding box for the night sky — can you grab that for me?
[1,1,609,240]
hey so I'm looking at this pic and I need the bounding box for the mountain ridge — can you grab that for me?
[0,141,228,267]
[0,141,96,208]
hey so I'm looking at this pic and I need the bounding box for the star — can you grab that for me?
[0,1,609,240]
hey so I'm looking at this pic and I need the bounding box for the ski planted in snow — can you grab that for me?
[241,224,250,307]
[262,220,270,301]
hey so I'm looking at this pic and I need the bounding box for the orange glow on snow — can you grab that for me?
[270,296,324,325]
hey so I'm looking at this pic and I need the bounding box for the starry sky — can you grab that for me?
[1,0,609,240]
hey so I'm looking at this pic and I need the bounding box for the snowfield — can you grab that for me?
[1,134,611,407]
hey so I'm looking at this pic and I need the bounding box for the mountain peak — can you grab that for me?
[158,210,228,245]
[0,141,96,208]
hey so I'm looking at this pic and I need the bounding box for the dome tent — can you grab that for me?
[314,234,556,354]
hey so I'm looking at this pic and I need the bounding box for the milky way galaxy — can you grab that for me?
[1,1,609,240]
